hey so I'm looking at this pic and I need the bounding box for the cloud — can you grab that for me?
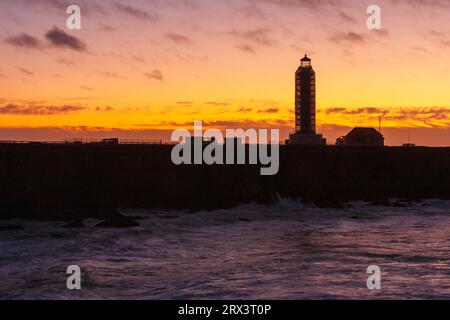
[322,107,450,127]
[145,70,164,82]
[329,31,365,44]
[165,33,192,45]
[176,101,194,106]
[132,55,147,63]
[56,58,76,66]
[0,104,85,115]
[239,2,267,18]
[411,46,429,53]
[25,0,67,10]
[94,106,113,112]
[15,67,34,76]
[204,101,230,106]
[426,29,450,47]
[258,107,279,113]
[235,44,256,54]
[45,27,87,51]
[201,119,291,129]
[172,101,231,107]
[230,28,276,47]
[25,0,109,17]
[339,11,357,24]
[429,30,446,37]
[97,71,125,79]
[4,33,42,49]
[260,0,337,10]
[324,107,384,115]
[114,3,158,20]
[393,0,450,8]
[99,23,117,32]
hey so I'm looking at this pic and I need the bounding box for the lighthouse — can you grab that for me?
[287,55,326,145]
[295,54,316,134]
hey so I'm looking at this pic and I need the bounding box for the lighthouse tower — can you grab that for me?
[295,54,316,134]
[288,55,326,145]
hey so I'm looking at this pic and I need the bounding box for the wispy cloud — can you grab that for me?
[393,0,450,8]
[0,104,85,115]
[324,107,385,115]
[260,0,337,10]
[165,33,192,45]
[25,0,109,17]
[145,70,164,82]
[238,107,253,113]
[4,33,42,49]
[199,119,291,129]
[97,71,125,79]
[339,11,357,23]
[56,58,76,66]
[230,28,277,47]
[323,107,450,127]
[25,0,67,10]
[329,31,365,44]
[427,29,450,46]
[15,67,34,76]
[45,27,87,51]
[234,44,256,54]
[99,23,117,32]
[132,55,147,64]
[258,107,279,113]
[411,46,429,53]
[230,28,277,54]
[114,3,158,21]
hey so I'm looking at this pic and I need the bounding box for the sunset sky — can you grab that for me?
[0,0,449,145]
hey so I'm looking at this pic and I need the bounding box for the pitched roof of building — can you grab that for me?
[346,127,383,137]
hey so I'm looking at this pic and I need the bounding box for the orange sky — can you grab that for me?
[0,0,449,145]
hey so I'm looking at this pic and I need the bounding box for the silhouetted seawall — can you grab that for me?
[0,144,449,220]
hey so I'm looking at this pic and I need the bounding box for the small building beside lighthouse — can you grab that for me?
[287,55,326,145]
[336,127,384,146]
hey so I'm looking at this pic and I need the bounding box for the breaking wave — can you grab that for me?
[0,199,449,299]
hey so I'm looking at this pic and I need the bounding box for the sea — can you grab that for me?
[0,199,449,299]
